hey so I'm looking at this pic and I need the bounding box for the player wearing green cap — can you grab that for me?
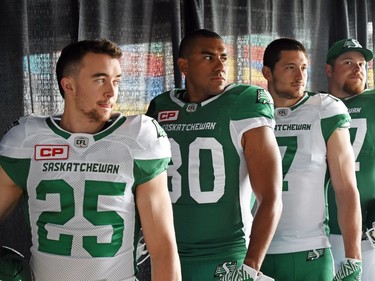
[326,38,375,281]
[326,38,373,65]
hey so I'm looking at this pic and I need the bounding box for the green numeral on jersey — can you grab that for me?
[37,180,74,255]
[276,136,298,191]
[36,179,126,257]
[83,180,125,257]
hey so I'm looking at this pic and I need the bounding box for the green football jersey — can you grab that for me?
[146,83,275,260]
[328,89,375,234]
[0,113,170,281]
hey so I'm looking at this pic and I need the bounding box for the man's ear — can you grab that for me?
[262,66,272,81]
[325,64,333,78]
[177,58,188,75]
[61,77,74,96]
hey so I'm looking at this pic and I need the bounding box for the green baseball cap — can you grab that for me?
[326,38,373,65]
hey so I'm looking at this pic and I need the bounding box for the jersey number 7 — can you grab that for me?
[276,136,297,192]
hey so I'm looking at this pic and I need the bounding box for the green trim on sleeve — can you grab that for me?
[133,157,170,187]
[321,113,351,142]
[0,155,30,191]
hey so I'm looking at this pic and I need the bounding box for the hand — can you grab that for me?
[220,264,274,281]
[333,258,362,281]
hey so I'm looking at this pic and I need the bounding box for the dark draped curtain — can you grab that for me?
[1,0,374,280]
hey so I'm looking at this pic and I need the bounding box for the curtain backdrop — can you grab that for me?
[1,0,374,280]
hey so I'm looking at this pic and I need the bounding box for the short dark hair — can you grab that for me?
[263,38,307,71]
[56,39,123,98]
[178,29,223,58]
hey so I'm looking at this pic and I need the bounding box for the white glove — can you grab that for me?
[333,258,362,281]
[220,264,274,281]
[365,223,375,248]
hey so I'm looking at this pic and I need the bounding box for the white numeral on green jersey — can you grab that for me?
[349,118,367,171]
[168,137,225,203]
[169,139,182,203]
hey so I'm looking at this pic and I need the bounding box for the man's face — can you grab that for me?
[179,37,228,102]
[72,52,122,123]
[327,51,367,98]
[265,50,308,106]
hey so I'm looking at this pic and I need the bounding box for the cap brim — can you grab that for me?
[327,48,373,64]
[361,48,374,62]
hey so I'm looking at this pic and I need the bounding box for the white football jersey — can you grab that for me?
[0,113,171,281]
[267,93,350,254]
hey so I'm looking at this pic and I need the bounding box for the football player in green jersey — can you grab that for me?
[326,38,375,281]
[261,38,362,281]
[146,29,283,281]
[0,39,181,281]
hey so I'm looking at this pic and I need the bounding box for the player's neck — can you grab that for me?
[329,89,361,99]
[272,94,304,108]
[183,89,221,103]
[59,115,108,134]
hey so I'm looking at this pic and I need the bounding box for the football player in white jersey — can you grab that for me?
[326,38,375,281]
[0,39,181,281]
[261,38,362,281]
